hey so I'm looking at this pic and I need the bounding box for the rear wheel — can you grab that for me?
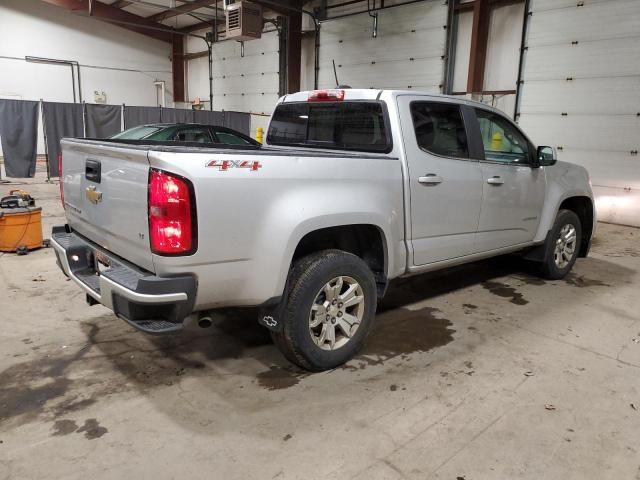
[271,250,377,371]
[537,209,582,279]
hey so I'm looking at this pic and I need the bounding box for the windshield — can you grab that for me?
[110,126,163,140]
[267,101,391,153]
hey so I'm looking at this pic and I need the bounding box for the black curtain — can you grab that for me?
[224,111,251,136]
[193,109,224,126]
[161,108,194,124]
[85,104,122,138]
[42,102,84,177]
[124,105,161,129]
[0,99,39,178]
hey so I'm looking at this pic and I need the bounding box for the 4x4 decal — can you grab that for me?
[206,160,262,171]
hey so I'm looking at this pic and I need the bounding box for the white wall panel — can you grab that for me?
[483,3,524,92]
[0,0,172,155]
[322,57,444,91]
[520,77,640,115]
[452,10,473,93]
[0,0,172,105]
[531,0,616,9]
[318,1,448,90]
[187,31,280,115]
[518,115,638,154]
[518,0,640,226]
[528,0,640,46]
[524,40,640,81]
[592,185,640,228]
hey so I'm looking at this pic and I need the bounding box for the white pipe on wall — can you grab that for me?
[154,81,166,107]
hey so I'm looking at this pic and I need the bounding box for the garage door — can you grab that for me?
[318,0,448,91]
[517,0,640,226]
[187,30,280,115]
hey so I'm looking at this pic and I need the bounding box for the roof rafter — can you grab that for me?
[147,0,217,22]
[40,0,177,42]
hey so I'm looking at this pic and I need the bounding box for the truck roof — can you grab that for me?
[280,89,502,112]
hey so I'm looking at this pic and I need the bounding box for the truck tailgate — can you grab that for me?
[61,139,155,272]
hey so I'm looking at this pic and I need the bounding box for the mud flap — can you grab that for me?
[523,229,552,263]
[258,299,286,332]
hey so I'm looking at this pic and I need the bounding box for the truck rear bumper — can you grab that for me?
[51,225,196,334]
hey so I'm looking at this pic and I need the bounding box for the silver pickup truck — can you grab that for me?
[52,89,595,371]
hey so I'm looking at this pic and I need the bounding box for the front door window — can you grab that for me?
[475,109,529,164]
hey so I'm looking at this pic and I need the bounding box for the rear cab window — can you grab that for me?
[267,101,391,153]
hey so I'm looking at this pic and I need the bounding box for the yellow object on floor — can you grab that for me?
[0,207,44,252]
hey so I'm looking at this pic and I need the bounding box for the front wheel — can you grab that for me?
[537,209,582,280]
[271,250,377,371]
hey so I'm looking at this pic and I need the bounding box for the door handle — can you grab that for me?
[487,176,504,186]
[418,174,443,185]
[85,159,101,183]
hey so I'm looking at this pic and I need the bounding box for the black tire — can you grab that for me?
[271,249,377,371]
[537,209,582,280]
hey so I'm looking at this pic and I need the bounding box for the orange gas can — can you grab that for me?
[0,207,44,252]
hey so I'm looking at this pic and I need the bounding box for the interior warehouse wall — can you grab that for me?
[0,0,173,155]
[449,2,524,117]
[305,0,448,92]
[517,0,640,227]
[186,18,281,137]
[186,30,280,114]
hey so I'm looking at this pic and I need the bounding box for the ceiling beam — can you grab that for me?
[147,0,217,22]
[179,20,216,33]
[41,0,177,43]
[251,0,301,15]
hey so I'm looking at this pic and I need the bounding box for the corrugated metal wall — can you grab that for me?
[317,0,448,91]
[517,0,640,226]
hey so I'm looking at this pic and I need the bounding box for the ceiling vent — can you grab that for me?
[225,2,263,41]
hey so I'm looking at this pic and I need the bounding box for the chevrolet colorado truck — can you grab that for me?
[52,89,595,371]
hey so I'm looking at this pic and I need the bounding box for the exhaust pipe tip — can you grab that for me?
[198,315,213,329]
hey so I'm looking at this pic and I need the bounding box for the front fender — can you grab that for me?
[534,162,595,242]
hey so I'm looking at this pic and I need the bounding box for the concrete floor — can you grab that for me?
[1,174,639,480]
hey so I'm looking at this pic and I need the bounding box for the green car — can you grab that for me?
[111,123,260,146]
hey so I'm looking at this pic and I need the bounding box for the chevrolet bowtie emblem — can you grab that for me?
[85,185,103,205]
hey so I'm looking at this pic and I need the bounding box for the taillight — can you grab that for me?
[58,152,64,209]
[308,89,345,102]
[148,169,196,255]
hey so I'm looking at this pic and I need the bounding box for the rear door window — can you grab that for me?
[267,102,390,153]
[410,102,469,159]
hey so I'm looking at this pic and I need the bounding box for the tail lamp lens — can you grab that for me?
[148,169,196,255]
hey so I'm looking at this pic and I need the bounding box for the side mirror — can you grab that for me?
[537,146,557,166]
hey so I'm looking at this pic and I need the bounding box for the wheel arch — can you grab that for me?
[286,220,391,297]
[558,196,594,257]
[527,194,595,263]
